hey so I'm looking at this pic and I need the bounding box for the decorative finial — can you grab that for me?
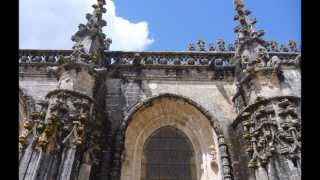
[269,40,279,52]
[188,42,196,51]
[288,40,298,52]
[197,39,206,51]
[233,0,266,46]
[208,43,215,51]
[227,43,235,51]
[234,0,244,7]
[280,44,289,52]
[217,39,225,51]
[67,0,111,65]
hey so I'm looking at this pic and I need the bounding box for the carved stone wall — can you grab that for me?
[19,49,300,180]
[232,97,300,180]
[104,66,237,134]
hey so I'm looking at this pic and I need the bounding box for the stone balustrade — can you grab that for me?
[19,49,300,67]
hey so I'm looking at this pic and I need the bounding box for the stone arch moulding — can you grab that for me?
[111,93,234,180]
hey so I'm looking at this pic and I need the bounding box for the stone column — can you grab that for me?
[218,135,234,180]
[231,1,301,179]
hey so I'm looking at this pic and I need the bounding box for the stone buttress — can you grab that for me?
[231,0,301,180]
[19,0,110,180]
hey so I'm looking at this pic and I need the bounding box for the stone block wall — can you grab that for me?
[104,67,237,134]
[19,60,300,180]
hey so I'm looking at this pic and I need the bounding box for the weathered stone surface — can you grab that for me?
[19,1,300,180]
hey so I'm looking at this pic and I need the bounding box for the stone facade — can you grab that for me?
[19,0,300,180]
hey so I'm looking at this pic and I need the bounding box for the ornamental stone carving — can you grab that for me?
[236,97,301,169]
[227,43,235,51]
[217,39,226,51]
[269,40,279,52]
[280,44,289,52]
[288,40,298,52]
[197,39,206,51]
[208,43,215,51]
[188,42,196,51]
[255,47,269,67]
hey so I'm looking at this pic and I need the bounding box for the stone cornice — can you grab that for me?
[19,49,300,66]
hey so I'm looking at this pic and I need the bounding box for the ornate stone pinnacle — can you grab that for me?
[197,39,206,51]
[234,0,244,7]
[233,0,265,45]
[67,0,112,65]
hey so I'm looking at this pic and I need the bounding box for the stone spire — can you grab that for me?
[233,0,267,55]
[232,0,273,80]
[67,0,112,66]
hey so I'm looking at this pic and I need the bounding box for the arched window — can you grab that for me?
[141,126,196,180]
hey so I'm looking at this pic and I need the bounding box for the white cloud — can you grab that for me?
[19,0,154,51]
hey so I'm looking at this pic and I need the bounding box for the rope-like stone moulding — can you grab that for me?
[110,93,234,180]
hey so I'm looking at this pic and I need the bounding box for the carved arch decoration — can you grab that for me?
[111,93,234,180]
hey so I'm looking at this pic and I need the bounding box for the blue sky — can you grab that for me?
[20,0,300,51]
